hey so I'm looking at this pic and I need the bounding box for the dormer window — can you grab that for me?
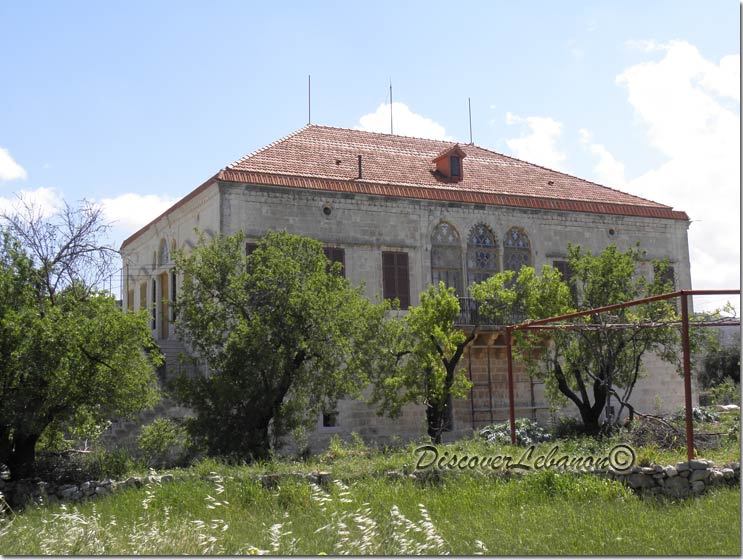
[432,144,466,182]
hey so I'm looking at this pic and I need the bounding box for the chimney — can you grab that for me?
[357,155,362,179]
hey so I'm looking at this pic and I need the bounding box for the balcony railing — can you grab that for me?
[455,297,526,327]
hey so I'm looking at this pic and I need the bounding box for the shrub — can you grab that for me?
[479,418,551,446]
[710,379,741,406]
[137,418,188,468]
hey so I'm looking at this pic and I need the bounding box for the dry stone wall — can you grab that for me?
[2,458,738,510]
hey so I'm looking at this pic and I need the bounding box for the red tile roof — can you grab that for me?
[121,124,688,249]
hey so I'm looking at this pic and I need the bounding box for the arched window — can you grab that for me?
[158,239,170,266]
[431,222,463,294]
[503,227,531,273]
[467,224,499,286]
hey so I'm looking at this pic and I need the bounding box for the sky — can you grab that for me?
[0,1,739,311]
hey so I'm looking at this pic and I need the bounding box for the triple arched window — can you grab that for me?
[431,222,531,292]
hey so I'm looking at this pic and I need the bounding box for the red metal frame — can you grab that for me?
[505,289,740,460]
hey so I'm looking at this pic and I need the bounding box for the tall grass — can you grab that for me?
[1,467,739,555]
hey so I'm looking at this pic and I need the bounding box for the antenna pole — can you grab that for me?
[468,97,473,144]
[308,75,311,124]
[389,79,393,134]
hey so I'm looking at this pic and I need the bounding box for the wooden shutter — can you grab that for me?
[323,246,346,277]
[382,251,410,308]
[139,282,147,312]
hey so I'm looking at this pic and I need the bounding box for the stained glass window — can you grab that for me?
[431,222,463,294]
[467,224,499,286]
[503,227,531,273]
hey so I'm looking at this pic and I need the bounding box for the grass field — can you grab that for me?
[1,434,740,555]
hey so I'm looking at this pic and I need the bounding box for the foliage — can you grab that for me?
[0,207,162,480]
[710,379,741,406]
[699,335,741,389]
[472,245,684,434]
[173,230,394,460]
[137,419,189,468]
[479,418,552,446]
[369,282,475,443]
[29,448,140,485]
[1,463,739,555]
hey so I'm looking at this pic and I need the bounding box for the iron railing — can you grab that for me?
[455,297,525,327]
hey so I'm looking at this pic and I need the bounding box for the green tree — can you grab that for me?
[173,230,393,460]
[0,208,161,480]
[472,245,682,434]
[370,282,475,443]
[699,335,740,389]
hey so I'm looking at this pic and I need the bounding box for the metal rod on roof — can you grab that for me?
[308,75,311,124]
[468,97,473,144]
[389,79,393,134]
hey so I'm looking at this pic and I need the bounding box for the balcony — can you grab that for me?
[455,297,525,328]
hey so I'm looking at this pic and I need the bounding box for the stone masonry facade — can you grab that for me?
[119,125,692,449]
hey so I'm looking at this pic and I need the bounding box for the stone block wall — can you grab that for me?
[117,180,693,449]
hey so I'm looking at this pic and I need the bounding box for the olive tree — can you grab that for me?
[173,230,394,459]
[472,244,682,434]
[370,282,475,443]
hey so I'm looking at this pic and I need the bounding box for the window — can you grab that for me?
[323,246,346,277]
[654,263,676,289]
[503,227,531,273]
[170,269,177,321]
[139,282,147,312]
[127,289,134,312]
[245,243,258,271]
[451,156,461,177]
[553,260,574,283]
[158,239,170,266]
[322,411,338,428]
[151,278,157,330]
[467,224,498,286]
[431,222,463,294]
[553,259,577,299]
[382,251,410,308]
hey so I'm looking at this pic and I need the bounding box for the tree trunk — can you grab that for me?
[6,432,40,480]
[426,403,446,444]
[576,406,602,436]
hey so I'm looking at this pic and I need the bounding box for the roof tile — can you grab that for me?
[121,124,688,249]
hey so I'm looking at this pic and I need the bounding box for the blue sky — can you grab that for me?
[0,1,739,309]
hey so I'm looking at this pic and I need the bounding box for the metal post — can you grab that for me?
[680,292,695,460]
[506,328,516,445]
[468,347,475,430]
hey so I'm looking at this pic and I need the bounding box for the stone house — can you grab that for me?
[119,124,692,445]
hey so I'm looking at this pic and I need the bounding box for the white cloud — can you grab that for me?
[0,148,27,181]
[99,193,179,233]
[504,112,567,170]
[582,40,739,310]
[578,129,627,188]
[0,187,63,217]
[356,102,452,140]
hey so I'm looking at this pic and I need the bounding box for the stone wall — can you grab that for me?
[606,459,740,498]
[3,458,738,510]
